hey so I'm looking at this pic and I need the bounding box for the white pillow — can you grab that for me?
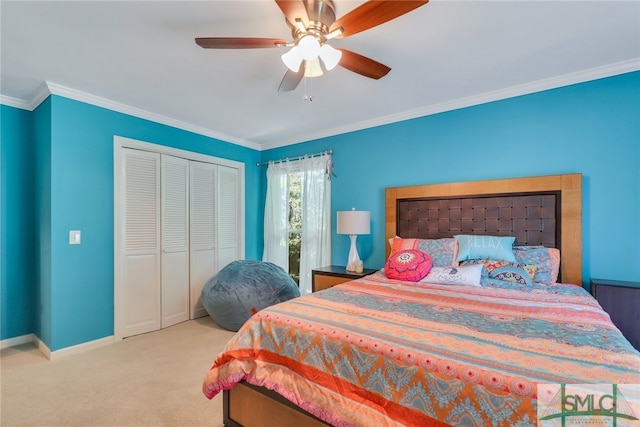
[420,264,483,286]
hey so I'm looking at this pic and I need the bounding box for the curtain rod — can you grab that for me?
[256,149,332,166]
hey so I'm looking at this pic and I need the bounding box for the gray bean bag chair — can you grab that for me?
[201,260,300,331]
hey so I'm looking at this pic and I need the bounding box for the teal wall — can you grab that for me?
[2,95,261,350]
[1,104,36,340]
[263,71,640,283]
[1,70,638,351]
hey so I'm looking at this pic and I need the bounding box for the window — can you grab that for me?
[262,154,331,295]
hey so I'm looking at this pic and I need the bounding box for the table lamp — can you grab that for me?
[337,208,371,272]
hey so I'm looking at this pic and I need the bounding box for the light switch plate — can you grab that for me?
[69,230,81,245]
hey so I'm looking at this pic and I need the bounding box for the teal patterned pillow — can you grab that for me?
[417,238,457,267]
[460,259,537,285]
[513,246,559,284]
[490,264,537,285]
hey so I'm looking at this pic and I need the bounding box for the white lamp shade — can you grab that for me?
[298,35,321,60]
[337,210,370,235]
[304,57,324,77]
[319,44,342,70]
[281,46,303,72]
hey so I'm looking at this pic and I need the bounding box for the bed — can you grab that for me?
[203,174,640,426]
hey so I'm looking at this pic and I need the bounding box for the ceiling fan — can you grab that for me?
[195,0,429,92]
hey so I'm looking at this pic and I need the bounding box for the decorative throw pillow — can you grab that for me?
[389,236,457,267]
[455,235,517,263]
[416,238,458,267]
[460,259,538,285]
[385,249,433,282]
[460,259,505,276]
[513,246,560,284]
[420,264,483,286]
[389,237,418,254]
[489,264,538,285]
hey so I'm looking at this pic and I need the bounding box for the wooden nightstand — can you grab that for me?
[591,278,640,351]
[312,265,378,292]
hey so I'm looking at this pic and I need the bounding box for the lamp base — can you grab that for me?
[345,234,362,273]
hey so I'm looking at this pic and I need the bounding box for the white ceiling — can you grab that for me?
[1,1,639,150]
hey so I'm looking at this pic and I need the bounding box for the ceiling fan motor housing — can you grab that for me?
[288,0,337,42]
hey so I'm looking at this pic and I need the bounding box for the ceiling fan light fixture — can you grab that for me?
[281,46,303,72]
[298,35,321,60]
[319,44,342,70]
[304,58,324,78]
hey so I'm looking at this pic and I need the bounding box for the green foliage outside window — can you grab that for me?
[288,173,301,284]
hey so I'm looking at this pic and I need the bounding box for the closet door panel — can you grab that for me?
[190,162,217,319]
[190,250,215,319]
[124,255,159,329]
[218,165,239,269]
[161,155,190,328]
[121,149,161,338]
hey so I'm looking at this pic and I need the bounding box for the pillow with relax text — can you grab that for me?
[455,235,516,263]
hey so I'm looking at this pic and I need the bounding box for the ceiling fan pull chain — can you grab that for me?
[303,76,313,101]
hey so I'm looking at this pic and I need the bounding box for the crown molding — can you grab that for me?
[0,94,30,110]
[260,58,640,150]
[0,82,50,111]
[45,82,262,151]
[1,81,261,151]
[3,58,638,152]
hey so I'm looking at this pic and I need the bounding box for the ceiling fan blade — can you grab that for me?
[330,1,428,38]
[274,0,309,29]
[278,64,305,92]
[195,37,287,49]
[338,49,391,80]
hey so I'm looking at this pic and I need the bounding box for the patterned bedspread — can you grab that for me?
[202,271,640,426]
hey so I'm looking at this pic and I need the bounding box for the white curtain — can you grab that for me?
[262,154,331,295]
[299,155,331,295]
[262,162,290,270]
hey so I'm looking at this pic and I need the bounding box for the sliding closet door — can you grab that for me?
[121,149,161,337]
[160,155,190,328]
[189,161,217,319]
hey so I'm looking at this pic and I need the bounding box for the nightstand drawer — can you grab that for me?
[312,265,378,292]
[313,274,353,292]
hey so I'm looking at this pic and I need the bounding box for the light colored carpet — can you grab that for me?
[0,317,236,426]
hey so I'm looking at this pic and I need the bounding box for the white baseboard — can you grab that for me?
[48,336,115,360]
[0,333,34,349]
[2,334,115,360]
[33,335,51,359]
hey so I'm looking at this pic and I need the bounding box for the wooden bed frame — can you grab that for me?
[223,173,582,426]
[386,173,582,285]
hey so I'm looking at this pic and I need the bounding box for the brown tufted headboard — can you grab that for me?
[385,174,582,285]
